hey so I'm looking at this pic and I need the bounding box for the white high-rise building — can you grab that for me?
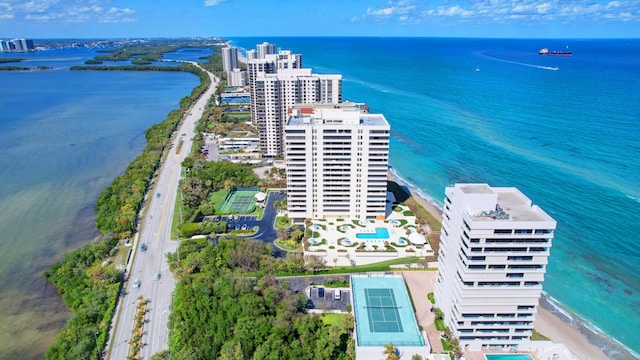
[284,104,389,221]
[245,49,257,61]
[221,46,238,74]
[256,41,276,59]
[248,47,341,156]
[434,184,556,351]
[228,68,246,87]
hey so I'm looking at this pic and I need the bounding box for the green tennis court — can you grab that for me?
[364,288,403,333]
[219,189,258,213]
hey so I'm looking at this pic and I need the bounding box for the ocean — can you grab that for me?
[0,47,200,359]
[228,37,640,359]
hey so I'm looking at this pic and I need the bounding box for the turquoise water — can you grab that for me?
[485,355,533,360]
[356,227,390,240]
[231,37,639,359]
[351,275,423,347]
[0,47,199,359]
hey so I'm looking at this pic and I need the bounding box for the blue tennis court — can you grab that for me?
[352,275,423,347]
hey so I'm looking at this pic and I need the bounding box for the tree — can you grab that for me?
[304,255,326,273]
[411,355,423,360]
[383,342,398,360]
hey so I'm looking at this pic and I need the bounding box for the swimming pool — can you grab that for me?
[484,355,533,360]
[356,227,390,240]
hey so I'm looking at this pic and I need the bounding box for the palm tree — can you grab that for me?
[383,342,398,360]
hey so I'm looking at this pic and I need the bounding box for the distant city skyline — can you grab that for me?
[0,0,638,39]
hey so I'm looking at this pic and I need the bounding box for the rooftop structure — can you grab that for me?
[434,183,556,352]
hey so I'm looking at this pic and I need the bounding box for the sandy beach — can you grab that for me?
[393,176,609,360]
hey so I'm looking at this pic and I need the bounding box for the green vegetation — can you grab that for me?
[434,307,444,331]
[0,57,24,63]
[43,236,122,360]
[179,160,260,224]
[93,62,210,239]
[45,42,215,358]
[0,65,52,70]
[531,328,550,341]
[427,292,435,304]
[275,215,292,229]
[165,238,355,359]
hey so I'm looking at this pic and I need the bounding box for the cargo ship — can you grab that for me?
[539,48,572,56]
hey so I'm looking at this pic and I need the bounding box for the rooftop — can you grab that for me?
[287,106,388,127]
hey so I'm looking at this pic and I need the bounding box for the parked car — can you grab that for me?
[214,216,221,222]
[317,287,325,298]
[334,290,341,300]
[241,224,248,230]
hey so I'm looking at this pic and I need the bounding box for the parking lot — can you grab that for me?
[281,275,351,312]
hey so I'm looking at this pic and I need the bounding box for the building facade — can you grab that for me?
[0,38,34,52]
[434,184,556,351]
[284,104,389,221]
[248,47,341,156]
[256,41,276,59]
[221,46,239,74]
[228,68,246,87]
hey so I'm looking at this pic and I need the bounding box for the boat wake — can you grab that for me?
[481,53,559,71]
[498,58,559,71]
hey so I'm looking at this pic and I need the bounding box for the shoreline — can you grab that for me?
[387,171,610,360]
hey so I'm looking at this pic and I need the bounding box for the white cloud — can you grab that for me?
[204,0,226,6]
[361,0,640,24]
[361,0,419,22]
[0,0,137,23]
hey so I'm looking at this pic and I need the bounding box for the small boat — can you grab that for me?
[539,48,572,56]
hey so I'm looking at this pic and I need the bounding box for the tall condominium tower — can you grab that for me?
[221,46,239,74]
[248,47,341,156]
[434,184,556,351]
[245,49,257,61]
[256,41,276,59]
[284,103,389,222]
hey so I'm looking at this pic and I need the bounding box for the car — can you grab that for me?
[140,243,147,252]
[317,287,324,298]
[214,216,221,222]
[156,193,161,198]
[234,225,240,230]
[181,133,186,136]
[132,279,141,288]
[241,224,248,230]
[154,273,161,281]
[334,290,341,300]
[304,299,314,309]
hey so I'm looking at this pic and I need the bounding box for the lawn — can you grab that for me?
[321,313,348,330]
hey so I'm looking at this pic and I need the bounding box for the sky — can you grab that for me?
[0,0,638,39]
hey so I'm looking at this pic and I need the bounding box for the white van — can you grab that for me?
[334,289,341,300]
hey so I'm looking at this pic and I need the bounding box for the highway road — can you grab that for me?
[107,65,219,360]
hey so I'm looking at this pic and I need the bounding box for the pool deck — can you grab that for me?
[302,204,434,266]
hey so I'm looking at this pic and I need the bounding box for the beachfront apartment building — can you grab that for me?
[0,38,34,52]
[434,183,556,352]
[228,68,246,87]
[284,103,389,222]
[256,41,276,59]
[221,46,239,74]
[248,47,342,156]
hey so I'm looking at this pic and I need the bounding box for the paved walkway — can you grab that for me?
[401,271,445,354]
